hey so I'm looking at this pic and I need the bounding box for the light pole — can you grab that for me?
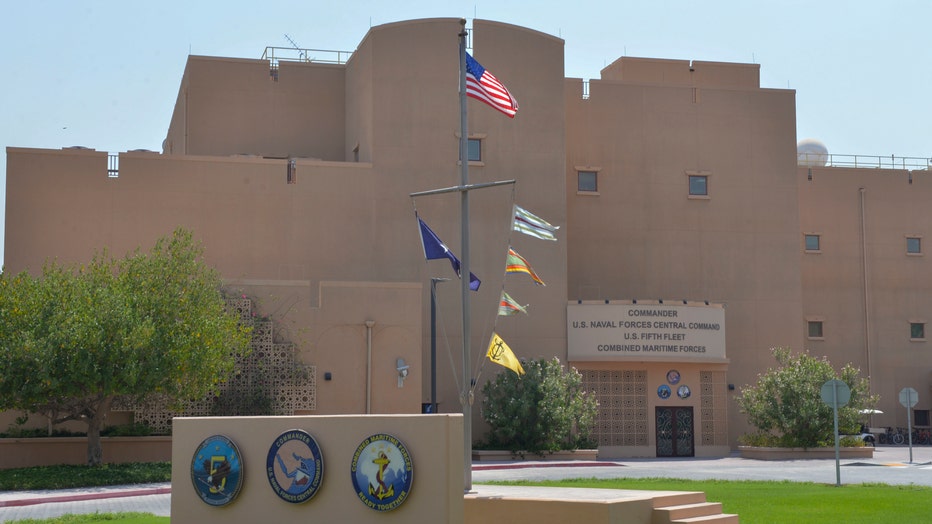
[430,277,450,413]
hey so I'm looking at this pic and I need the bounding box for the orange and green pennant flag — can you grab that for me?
[505,248,545,286]
[498,290,528,316]
[487,332,525,375]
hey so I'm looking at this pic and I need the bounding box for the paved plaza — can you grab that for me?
[1,446,930,522]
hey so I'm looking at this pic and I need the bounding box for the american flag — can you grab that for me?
[465,52,518,118]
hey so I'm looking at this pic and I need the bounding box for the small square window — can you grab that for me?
[578,171,598,192]
[688,175,708,196]
[911,322,925,340]
[907,237,921,254]
[805,234,821,252]
[467,138,482,162]
[915,410,930,427]
[808,321,823,339]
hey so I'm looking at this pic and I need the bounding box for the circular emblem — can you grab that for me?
[678,385,692,399]
[191,434,244,506]
[666,369,681,385]
[657,384,672,399]
[350,433,413,512]
[267,429,324,503]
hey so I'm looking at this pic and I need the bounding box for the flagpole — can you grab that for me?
[458,18,473,493]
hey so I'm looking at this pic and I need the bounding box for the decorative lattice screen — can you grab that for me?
[700,370,728,446]
[116,297,315,434]
[580,370,649,446]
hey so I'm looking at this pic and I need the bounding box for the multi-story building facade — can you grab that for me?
[4,18,929,457]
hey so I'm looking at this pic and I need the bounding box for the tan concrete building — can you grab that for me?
[4,18,930,458]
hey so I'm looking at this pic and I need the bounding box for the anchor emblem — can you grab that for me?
[368,451,395,500]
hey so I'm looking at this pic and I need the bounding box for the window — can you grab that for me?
[907,236,922,255]
[686,171,711,197]
[807,321,823,339]
[467,138,482,162]
[911,322,926,340]
[575,166,601,194]
[805,234,821,252]
[688,175,707,195]
[578,171,598,192]
[456,132,486,164]
[915,410,930,427]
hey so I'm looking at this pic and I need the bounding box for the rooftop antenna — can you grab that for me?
[283,33,307,61]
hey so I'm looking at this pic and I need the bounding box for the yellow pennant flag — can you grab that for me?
[487,332,525,375]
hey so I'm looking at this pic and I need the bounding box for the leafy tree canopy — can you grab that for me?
[0,228,251,465]
[737,347,878,448]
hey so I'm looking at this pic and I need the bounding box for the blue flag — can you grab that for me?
[417,216,481,291]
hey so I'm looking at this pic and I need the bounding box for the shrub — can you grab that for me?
[737,347,878,448]
[480,357,597,455]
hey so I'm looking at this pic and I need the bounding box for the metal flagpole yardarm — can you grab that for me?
[409,19,515,492]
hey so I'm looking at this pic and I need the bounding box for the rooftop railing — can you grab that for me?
[261,46,352,67]
[799,153,932,171]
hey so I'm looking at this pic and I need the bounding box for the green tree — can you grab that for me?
[0,228,251,465]
[737,347,878,448]
[480,357,597,455]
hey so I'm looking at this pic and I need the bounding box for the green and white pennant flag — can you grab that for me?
[498,290,528,316]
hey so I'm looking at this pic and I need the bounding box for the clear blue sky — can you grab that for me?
[3,1,930,268]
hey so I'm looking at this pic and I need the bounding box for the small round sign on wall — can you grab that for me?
[267,429,324,504]
[350,433,413,512]
[190,435,244,507]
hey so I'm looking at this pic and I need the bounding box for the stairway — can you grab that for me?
[651,492,739,523]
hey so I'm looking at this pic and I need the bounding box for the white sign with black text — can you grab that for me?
[567,303,726,361]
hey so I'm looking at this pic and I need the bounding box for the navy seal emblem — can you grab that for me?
[350,433,413,512]
[191,434,243,506]
[267,429,324,503]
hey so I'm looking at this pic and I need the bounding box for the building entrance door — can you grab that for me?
[656,406,694,457]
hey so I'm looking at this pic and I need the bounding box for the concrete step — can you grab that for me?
[671,514,739,524]
[653,501,723,522]
[652,498,740,524]
[649,491,709,508]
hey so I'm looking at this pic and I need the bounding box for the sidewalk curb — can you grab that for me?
[0,486,171,508]
[473,461,624,471]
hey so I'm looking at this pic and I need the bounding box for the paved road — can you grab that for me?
[473,445,932,486]
[1,446,930,522]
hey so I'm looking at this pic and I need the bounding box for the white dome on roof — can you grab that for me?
[797,138,828,167]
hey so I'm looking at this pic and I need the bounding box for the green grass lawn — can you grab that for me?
[494,478,932,524]
[4,464,930,523]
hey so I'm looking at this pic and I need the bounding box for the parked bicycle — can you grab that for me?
[879,427,907,445]
[913,427,931,445]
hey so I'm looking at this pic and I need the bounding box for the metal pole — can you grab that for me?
[907,391,914,463]
[833,382,841,487]
[458,18,473,493]
[365,320,375,414]
[430,278,449,413]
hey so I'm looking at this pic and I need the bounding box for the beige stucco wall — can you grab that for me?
[164,57,346,159]
[565,56,803,444]
[171,414,463,524]
[799,165,932,428]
